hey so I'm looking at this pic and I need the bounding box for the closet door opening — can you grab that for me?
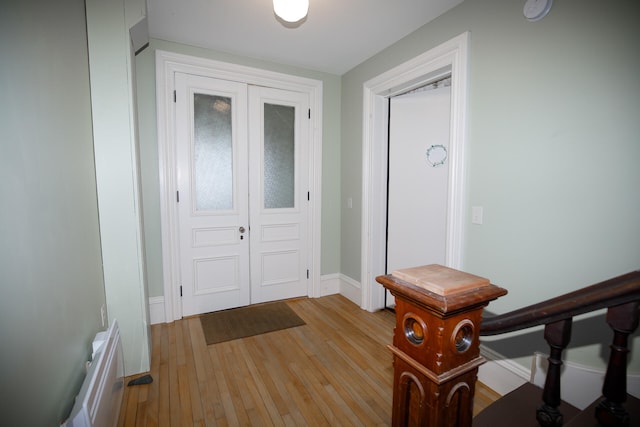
[385,79,452,309]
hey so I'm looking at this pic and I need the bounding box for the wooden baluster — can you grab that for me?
[536,318,572,427]
[595,301,640,427]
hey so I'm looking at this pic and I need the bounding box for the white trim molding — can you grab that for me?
[156,50,323,321]
[478,345,529,396]
[339,274,363,307]
[319,273,341,296]
[148,296,166,325]
[319,273,362,305]
[530,352,640,409]
[479,346,640,407]
[150,275,359,324]
[361,32,470,312]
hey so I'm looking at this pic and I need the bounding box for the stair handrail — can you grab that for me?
[480,270,640,336]
[479,270,640,427]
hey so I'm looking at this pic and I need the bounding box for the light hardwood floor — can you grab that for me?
[118,294,500,426]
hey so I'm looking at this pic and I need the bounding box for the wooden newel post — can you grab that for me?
[376,265,507,427]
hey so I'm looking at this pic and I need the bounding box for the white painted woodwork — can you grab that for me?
[156,51,323,320]
[175,73,251,316]
[249,86,310,303]
[361,32,469,311]
[85,0,150,376]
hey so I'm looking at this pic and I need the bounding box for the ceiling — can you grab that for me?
[147,0,464,75]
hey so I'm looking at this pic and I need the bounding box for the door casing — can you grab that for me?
[156,51,323,321]
[361,32,469,311]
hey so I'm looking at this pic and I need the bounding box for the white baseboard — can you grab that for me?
[531,352,640,409]
[319,273,340,296]
[148,296,165,325]
[149,274,355,325]
[478,345,529,396]
[479,346,640,409]
[338,274,362,307]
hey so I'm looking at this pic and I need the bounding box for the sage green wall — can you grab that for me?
[340,0,639,371]
[0,1,107,425]
[136,39,342,298]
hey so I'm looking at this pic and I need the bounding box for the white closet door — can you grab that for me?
[387,86,451,306]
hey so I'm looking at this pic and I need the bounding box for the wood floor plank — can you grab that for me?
[181,319,204,425]
[299,338,387,424]
[119,294,499,426]
[284,301,391,424]
[244,334,294,421]
[225,339,262,424]
[118,384,131,426]
[252,333,301,419]
[209,343,241,426]
[262,330,328,425]
[166,323,181,427]
[235,341,283,426]
[173,321,194,426]
[134,401,147,427]
[187,317,218,427]
[145,322,162,427]
[286,361,349,426]
[157,324,170,427]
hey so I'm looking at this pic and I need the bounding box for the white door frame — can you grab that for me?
[156,50,323,321]
[361,32,469,312]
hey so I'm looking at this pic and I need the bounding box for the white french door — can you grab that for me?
[248,86,309,304]
[175,72,309,317]
[175,73,250,316]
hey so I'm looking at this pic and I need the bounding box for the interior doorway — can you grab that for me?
[361,32,469,312]
[156,51,323,321]
[175,73,310,317]
[385,79,452,308]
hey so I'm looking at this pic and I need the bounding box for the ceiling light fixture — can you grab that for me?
[273,0,309,23]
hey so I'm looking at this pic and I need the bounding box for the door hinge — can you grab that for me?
[179,285,183,297]
[308,108,311,119]
[173,90,177,103]
[176,191,180,203]
[307,269,309,279]
[307,191,310,201]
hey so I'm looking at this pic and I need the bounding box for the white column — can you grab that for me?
[85,0,150,375]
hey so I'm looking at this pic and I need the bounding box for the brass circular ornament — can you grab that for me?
[403,313,427,346]
[451,319,474,353]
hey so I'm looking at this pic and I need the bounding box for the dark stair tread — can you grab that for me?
[473,382,581,427]
[564,393,640,427]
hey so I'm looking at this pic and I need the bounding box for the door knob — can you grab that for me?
[239,226,246,233]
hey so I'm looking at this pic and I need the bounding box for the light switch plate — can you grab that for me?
[472,206,483,225]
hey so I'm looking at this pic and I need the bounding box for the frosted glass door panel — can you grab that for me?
[263,103,295,209]
[194,94,233,211]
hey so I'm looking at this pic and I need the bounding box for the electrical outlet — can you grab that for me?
[100,304,107,328]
